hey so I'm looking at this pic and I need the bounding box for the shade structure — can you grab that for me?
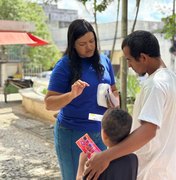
[0,32,48,46]
[27,33,49,46]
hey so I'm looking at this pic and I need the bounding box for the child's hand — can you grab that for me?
[76,152,88,180]
[79,152,88,167]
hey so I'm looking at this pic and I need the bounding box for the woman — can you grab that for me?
[45,19,119,180]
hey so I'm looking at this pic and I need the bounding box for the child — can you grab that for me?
[76,108,138,180]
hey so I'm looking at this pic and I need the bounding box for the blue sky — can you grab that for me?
[57,0,174,23]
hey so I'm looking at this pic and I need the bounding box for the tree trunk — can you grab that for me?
[131,0,141,33]
[93,0,101,52]
[171,0,176,71]
[110,0,120,60]
[120,0,128,111]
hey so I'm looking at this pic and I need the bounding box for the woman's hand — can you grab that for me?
[45,80,89,111]
[71,80,90,98]
[105,84,120,108]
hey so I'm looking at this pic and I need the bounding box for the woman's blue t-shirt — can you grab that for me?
[48,54,115,132]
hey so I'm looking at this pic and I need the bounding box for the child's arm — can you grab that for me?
[76,152,88,180]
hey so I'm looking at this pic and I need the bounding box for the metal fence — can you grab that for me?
[23,64,43,77]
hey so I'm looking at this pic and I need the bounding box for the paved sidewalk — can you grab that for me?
[0,92,62,179]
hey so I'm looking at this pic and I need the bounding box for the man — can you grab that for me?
[84,30,176,180]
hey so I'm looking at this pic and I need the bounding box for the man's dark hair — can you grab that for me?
[121,30,161,61]
[64,19,104,83]
[102,108,132,144]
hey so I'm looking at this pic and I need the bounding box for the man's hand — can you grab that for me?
[83,151,110,180]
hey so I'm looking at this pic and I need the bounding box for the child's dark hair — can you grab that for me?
[102,108,132,144]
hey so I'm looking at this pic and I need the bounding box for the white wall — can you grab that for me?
[155,33,174,70]
[0,63,20,87]
[53,20,173,69]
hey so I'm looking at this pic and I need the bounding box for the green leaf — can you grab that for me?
[0,0,61,70]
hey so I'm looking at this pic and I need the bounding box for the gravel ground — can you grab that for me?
[0,93,61,180]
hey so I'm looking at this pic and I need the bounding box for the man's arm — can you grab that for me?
[84,121,157,180]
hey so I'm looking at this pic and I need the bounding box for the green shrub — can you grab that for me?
[42,88,48,95]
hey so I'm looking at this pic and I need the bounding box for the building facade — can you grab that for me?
[49,19,173,70]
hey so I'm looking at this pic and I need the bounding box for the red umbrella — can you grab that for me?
[0,31,49,46]
[27,33,49,46]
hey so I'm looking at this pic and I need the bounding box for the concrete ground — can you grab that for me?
[0,90,62,180]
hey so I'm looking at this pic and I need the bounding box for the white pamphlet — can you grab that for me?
[97,83,119,108]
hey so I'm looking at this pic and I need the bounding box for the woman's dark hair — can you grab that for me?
[102,108,132,144]
[64,19,104,84]
[121,30,161,61]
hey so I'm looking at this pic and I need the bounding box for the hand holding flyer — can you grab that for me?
[76,133,101,159]
[97,83,120,108]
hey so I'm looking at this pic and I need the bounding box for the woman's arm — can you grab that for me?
[45,90,75,111]
[45,80,89,111]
